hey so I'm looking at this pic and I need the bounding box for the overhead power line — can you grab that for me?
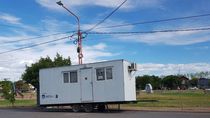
[85,0,127,32]
[0,23,53,32]
[87,27,210,35]
[0,31,75,45]
[0,24,25,29]
[96,13,210,29]
[2,12,210,45]
[1,27,209,55]
[0,36,71,55]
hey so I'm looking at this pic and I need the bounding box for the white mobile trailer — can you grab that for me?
[39,59,137,112]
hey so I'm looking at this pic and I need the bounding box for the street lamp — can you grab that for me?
[56,1,83,64]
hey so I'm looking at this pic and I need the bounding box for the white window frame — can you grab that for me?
[70,71,78,83]
[96,66,113,81]
[62,71,78,83]
[106,67,113,80]
[63,72,69,83]
[96,68,105,81]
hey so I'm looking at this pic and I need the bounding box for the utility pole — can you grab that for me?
[56,1,83,64]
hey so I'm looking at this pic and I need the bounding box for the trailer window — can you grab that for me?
[63,73,69,83]
[96,68,105,81]
[106,67,113,80]
[70,71,77,83]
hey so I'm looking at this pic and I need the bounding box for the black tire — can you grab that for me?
[97,104,105,112]
[84,104,93,112]
[38,106,46,110]
[72,105,81,112]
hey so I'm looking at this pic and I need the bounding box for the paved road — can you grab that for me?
[0,108,209,118]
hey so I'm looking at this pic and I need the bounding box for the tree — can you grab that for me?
[161,75,181,89]
[151,76,162,90]
[54,53,71,66]
[189,78,198,87]
[22,53,71,89]
[189,71,210,78]
[22,53,71,105]
[1,80,15,106]
[136,75,161,90]
[136,75,151,90]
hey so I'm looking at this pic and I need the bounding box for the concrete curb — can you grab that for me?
[0,106,210,113]
[118,107,210,113]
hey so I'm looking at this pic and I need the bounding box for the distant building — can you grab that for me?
[28,84,36,92]
[179,76,189,90]
[198,78,210,89]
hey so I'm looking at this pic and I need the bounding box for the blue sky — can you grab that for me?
[0,0,210,80]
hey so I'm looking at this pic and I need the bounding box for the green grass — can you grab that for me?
[0,90,210,108]
[129,90,210,108]
[0,99,36,107]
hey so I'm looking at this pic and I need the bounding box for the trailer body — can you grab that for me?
[39,59,136,106]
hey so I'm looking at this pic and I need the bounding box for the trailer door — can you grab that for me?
[80,68,93,102]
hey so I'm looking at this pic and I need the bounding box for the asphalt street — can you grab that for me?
[0,108,209,118]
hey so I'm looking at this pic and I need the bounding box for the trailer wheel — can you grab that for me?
[97,104,105,112]
[39,106,46,110]
[84,104,93,112]
[72,105,81,112]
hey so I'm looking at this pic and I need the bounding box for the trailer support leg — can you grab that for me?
[105,104,109,112]
[118,104,120,111]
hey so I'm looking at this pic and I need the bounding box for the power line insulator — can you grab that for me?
[77,47,80,53]
[79,54,83,58]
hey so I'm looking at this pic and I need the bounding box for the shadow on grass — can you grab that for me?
[137,100,159,102]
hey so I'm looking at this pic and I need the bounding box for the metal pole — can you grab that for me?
[57,1,83,64]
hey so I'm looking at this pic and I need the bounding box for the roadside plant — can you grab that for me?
[1,80,16,106]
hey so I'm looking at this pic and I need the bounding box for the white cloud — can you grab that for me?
[40,19,76,32]
[0,18,76,51]
[0,67,9,71]
[1,43,210,81]
[36,0,126,11]
[35,0,164,11]
[88,43,107,50]
[82,19,134,32]
[0,12,46,33]
[0,41,114,81]
[0,17,118,81]
[0,13,21,24]
[130,0,164,9]
[1,12,209,82]
[137,63,210,76]
[115,30,210,45]
[1,15,131,81]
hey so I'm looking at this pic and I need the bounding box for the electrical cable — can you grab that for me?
[87,27,210,35]
[0,27,209,55]
[0,24,24,29]
[85,0,127,32]
[96,13,210,29]
[0,31,75,45]
[0,35,72,55]
[2,13,210,45]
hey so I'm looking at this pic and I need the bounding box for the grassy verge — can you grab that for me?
[0,99,36,108]
[0,90,209,111]
[127,90,210,108]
